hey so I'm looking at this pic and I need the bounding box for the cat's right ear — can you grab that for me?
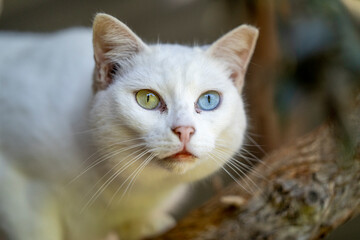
[207,25,259,93]
[92,13,148,91]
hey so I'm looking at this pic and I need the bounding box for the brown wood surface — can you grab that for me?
[148,100,360,240]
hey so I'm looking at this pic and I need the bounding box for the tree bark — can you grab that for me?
[243,0,282,154]
[148,102,360,240]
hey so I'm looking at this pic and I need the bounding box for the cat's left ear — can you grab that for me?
[92,13,148,91]
[207,25,259,92]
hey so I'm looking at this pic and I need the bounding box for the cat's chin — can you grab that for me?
[156,156,197,174]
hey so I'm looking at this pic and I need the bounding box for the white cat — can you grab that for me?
[0,13,258,240]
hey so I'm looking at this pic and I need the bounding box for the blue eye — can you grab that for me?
[197,91,220,111]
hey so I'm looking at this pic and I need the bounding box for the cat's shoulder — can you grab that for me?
[0,28,94,91]
[0,28,93,62]
[0,27,92,46]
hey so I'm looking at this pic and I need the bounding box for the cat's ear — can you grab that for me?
[207,25,259,92]
[92,13,148,91]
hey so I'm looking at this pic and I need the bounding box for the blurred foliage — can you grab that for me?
[274,0,360,133]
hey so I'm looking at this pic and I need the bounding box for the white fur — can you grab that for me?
[0,16,256,240]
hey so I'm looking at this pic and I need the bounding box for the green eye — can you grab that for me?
[136,90,160,110]
[197,91,220,111]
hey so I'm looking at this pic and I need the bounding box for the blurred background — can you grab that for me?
[0,0,359,239]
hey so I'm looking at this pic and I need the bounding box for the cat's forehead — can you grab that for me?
[149,44,204,61]
[124,44,232,93]
[144,44,207,74]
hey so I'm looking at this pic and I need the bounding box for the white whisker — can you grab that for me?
[108,152,155,207]
[81,148,150,212]
[239,148,272,170]
[211,151,258,193]
[230,158,268,181]
[70,142,146,185]
[208,153,253,194]
[80,147,147,204]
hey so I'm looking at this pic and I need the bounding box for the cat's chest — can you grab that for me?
[63,170,179,235]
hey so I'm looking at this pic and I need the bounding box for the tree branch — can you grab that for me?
[149,102,360,240]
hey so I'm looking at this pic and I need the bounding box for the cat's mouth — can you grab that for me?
[165,150,196,162]
[157,149,198,174]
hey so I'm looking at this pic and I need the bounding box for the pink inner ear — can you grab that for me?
[104,64,114,86]
[230,71,239,81]
[237,48,250,67]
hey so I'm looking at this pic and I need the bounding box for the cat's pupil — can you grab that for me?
[207,95,211,103]
[147,94,150,103]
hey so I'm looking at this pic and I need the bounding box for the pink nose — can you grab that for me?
[172,126,195,144]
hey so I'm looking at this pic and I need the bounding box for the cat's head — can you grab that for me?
[90,14,258,179]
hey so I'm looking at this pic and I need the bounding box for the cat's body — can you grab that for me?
[0,14,258,240]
